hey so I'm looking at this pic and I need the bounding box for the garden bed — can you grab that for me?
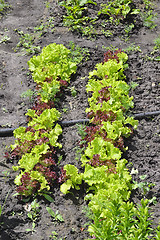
[0,0,160,239]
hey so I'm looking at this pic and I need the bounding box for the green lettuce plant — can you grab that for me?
[86,198,153,240]
[60,164,83,194]
[28,43,77,102]
[80,137,122,166]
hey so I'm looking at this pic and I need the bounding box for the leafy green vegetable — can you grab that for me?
[60,164,83,194]
[46,207,64,222]
[81,137,121,166]
[98,0,135,26]
[42,124,62,148]
[28,43,77,102]
[27,108,61,130]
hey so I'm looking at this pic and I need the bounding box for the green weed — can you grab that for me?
[76,123,87,139]
[124,23,135,36]
[68,86,77,97]
[129,81,139,90]
[46,207,64,222]
[123,43,142,53]
[20,89,36,102]
[49,231,64,240]
[0,34,10,44]
[0,0,10,14]
[67,41,90,63]
[14,29,41,55]
[140,0,157,29]
[153,35,160,51]
[0,190,10,218]
[25,199,40,233]
[14,17,54,55]
[132,174,155,196]
[62,106,68,113]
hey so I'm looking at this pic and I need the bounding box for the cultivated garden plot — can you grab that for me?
[0,0,160,239]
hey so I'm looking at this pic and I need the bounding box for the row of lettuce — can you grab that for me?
[9,43,160,239]
[59,0,156,37]
[60,50,160,239]
[10,43,77,196]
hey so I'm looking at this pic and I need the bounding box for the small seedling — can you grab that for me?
[67,41,89,64]
[57,155,63,165]
[74,144,86,161]
[76,124,87,139]
[0,190,10,218]
[45,1,50,9]
[140,0,157,30]
[2,107,8,113]
[1,170,10,180]
[124,23,135,36]
[11,211,16,216]
[132,174,155,195]
[0,0,10,13]
[14,29,41,55]
[62,107,68,113]
[20,89,35,102]
[0,35,10,44]
[49,231,63,240]
[154,36,160,50]
[130,81,139,90]
[46,207,64,222]
[141,11,157,29]
[75,124,87,161]
[49,231,58,239]
[47,17,55,32]
[123,43,141,53]
[25,199,40,233]
[151,35,160,56]
[69,86,77,97]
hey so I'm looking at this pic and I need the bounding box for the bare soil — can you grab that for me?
[0,0,160,239]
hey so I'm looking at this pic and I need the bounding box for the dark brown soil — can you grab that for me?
[0,0,160,239]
